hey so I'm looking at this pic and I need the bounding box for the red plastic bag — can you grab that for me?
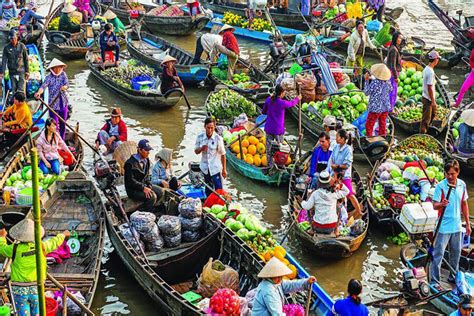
[203,189,230,208]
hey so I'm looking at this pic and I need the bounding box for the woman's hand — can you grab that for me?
[45,161,51,169]
[60,85,68,92]
[307,276,317,284]
[62,230,71,238]
[34,92,40,99]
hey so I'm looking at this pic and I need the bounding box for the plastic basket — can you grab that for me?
[131,75,155,91]
[15,187,33,206]
[177,184,206,200]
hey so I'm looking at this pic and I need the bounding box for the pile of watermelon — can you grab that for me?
[209,288,240,315]
[4,165,68,194]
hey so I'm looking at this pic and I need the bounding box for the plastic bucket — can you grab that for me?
[46,297,58,316]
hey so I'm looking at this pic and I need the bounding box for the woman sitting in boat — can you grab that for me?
[301,171,349,235]
[151,148,180,191]
[458,109,474,155]
[95,107,127,154]
[1,91,32,149]
[332,279,369,315]
[160,55,184,95]
[58,3,81,34]
[37,117,76,175]
[0,219,70,316]
[327,129,362,218]
[102,10,125,35]
[308,132,332,189]
[0,0,17,23]
[252,257,316,315]
[19,1,44,26]
[73,0,92,22]
[99,23,120,68]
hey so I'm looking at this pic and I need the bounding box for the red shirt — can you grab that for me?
[222,31,240,55]
[99,119,127,142]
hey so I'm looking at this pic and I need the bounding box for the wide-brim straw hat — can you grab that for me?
[47,58,67,70]
[370,63,391,81]
[10,219,44,243]
[62,3,77,13]
[111,107,122,117]
[161,55,177,65]
[103,10,117,20]
[258,257,292,278]
[461,109,474,127]
[219,24,234,33]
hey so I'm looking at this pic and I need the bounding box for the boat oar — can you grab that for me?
[181,89,191,109]
[37,0,56,44]
[279,220,296,244]
[413,155,434,186]
[305,283,312,316]
[46,273,94,316]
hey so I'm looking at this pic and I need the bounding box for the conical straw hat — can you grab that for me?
[161,55,177,65]
[461,109,474,127]
[370,63,391,81]
[62,3,77,13]
[47,58,67,70]
[219,24,234,33]
[10,219,44,243]
[257,257,292,278]
[103,10,117,20]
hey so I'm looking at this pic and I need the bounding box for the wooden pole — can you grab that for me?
[305,283,312,315]
[47,273,94,316]
[37,0,55,45]
[30,146,46,316]
[238,134,244,160]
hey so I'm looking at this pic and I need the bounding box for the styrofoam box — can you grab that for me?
[400,202,438,234]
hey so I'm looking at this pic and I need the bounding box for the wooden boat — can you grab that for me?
[86,50,184,109]
[1,23,44,46]
[100,2,209,36]
[389,57,451,136]
[445,102,474,172]
[288,150,368,258]
[126,31,209,86]
[0,174,105,313]
[366,134,447,235]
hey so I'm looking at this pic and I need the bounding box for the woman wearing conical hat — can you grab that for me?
[252,257,316,315]
[0,219,70,316]
[160,55,184,95]
[58,3,80,33]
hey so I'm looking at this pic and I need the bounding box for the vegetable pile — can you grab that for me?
[222,12,272,32]
[101,60,155,90]
[207,89,258,122]
[450,118,463,140]
[393,104,449,123]
[387,232,410,245]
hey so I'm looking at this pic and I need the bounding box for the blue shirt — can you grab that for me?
[333,297,369,316]
[459,122,474,154]
[308,146,332,177]
[20,9,44,25]
[449,311,461,316]
[151,162,169,185]
[433,178,468,234]
[327,143,353,179]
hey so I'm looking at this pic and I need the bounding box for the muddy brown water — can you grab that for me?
[2,0,472,314]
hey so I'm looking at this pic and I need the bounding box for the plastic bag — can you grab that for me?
[197,258,240,298]
[178,198,203,219]
[182,230,202,242]
[157,215,181,236]
[119,223,144,253]
[163,233,181,248]
[130,211,157,235]
[244,289,257,310]
[179,215,203,232]
[233,113,249,129]
[145,225,164,252]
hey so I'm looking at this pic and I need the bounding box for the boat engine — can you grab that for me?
[269,141,291,167]
[401,269,430,299]
[94,159,119,191]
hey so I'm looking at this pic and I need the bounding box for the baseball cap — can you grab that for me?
[460,294,474,309]
[8,29,18,39]
[428,50,440,59]
[323,115,337,127]
[138,139,153,151]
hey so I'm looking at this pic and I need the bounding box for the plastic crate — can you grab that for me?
[177,184,206,200]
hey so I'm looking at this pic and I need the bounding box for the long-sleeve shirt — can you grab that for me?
[0,234,65,283]
[2,102,32,129]
[124,154,152,195]
[262,96,299,135]
[73,0,92,16]
[97,119,127,142]
[1,42,28,75]
[151,162,170,185]
[40,71,69,111]
[58,12,81,33]
[347,29,376,61]
[222,30,240,55]
[302,185,349,226]
[386,45,401,78]
[0,1,17,21]
[160,66,179,94]
[364,78,392,113]
[327,143,353,179]
[36,130,72,161]
[20,9,44,25]
[252,279,309,316]
[308,146,332,177]
[99,31,119,52]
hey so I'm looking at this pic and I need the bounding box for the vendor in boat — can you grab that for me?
[102,10,125,35]
[19,1,44,26]
[308,132,332,189]
[323,115,337,150]
[34,58,70,140]
[450,294,474,316]
[217,24,240,80]
[58,3,81,34]
[291,34,311,60]
[346,20,377,77]
[73,0,92,22]
[0,29,29,94]
[194,117,227,197]
[431,160,470,289]
[95,107,127,155]
[332,279,369,315]
[37,118,76,175]
[364,63,392,137]
[420,50,440,134]
[326,129,362,218]
[454,48,474,108]
[191,32,222,64]
[0,0,17,22]
[252,257,316,315]
[0,219,70,316]
[99,23,120,68]
[301,170,349,235]
[160,55,185,95]
[385,32,403,110]
[124,139,164,213]
[1,91,32,148]
[262,85,300,170]
[151,148,180,191]
[458,109,474,155]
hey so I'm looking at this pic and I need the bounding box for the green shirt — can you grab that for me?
[59,13,80,34]
[110,17,125,34]
[0,234,65,283]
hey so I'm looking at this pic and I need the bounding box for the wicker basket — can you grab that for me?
[113,141,138,175]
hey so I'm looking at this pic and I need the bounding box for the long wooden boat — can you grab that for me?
[126,31,209,86]
[389,57,451,136]
[100,2,209,36]
[0,174,105,313]
[366,134,448,235]
[86,50,184,109]
[445,102,474,172]
[288,150,368,258]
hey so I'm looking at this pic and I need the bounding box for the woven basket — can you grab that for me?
[113,141,138,175]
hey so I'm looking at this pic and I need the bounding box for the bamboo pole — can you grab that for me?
[47,273,94,316]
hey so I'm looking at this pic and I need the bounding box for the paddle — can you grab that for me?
[37,0,56,45]
[181,89,192,109]
[305,284,312,316]
[289,62,303,158]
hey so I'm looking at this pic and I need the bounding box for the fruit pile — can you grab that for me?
[222,12,273,32]
[222,11,245,27]
[262,246,298,280]
[207,89,258,122]
[451,118,463,139]
[329,62,344,84]
[209,288,240,315]
[371,194,390,210]
[397,67,424,101]
[48,16,80,30]
[393,104,449,123]
[230,134,269,167]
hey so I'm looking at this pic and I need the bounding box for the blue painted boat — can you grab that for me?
[126,31,209,86]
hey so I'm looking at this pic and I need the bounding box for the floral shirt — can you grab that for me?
[367,0,384,10]
[41,72,69,111]
[364,79,392,113]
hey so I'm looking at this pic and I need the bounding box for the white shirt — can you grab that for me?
[301,185,349,225]
[195,131,225,176]
[201,34,222,54]
[422,66,436,101]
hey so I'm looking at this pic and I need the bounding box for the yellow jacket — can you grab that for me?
[3,102,33,129]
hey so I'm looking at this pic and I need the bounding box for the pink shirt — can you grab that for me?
[36,130,71,161]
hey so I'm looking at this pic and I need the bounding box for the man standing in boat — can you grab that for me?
[194,117,227,197]
[430,160,470,289]
[420,50,440,134]
[191,32,222,64]
[217,25,240,80]
[0,30,29,94]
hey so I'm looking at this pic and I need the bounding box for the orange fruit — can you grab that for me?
[236,153,241,160]
[248,136,259,145]
[248,144,257,155]
[232,144,240,153]
[242,147,248,155]
[241,139,250,148]
[288,264,297,279]
[286,156,292,165]
[257,143,266,154]
[261,155,268,167]
[263,251,272,262]
[259,137,266,144]
[253,155,262,167]
[274,246,287,257]
[274,250,285,261]
[245,155,254,165]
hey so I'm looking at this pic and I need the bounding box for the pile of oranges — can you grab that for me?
[231,135,268,167]
[262,246,298,280]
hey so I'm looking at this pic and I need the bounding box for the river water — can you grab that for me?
[20,0,473,314]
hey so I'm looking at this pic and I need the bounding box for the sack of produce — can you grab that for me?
[179,215,203,232]
[130,211,163,251]
[197,258,239,298]
[280,77,297,100]
[181,229,202,242]
[209,288,241,315]
[157,215,181,236]
[119,223,144,252]
[178,198,203,219]
[145,225,164,252]
[163,233,181,248]
[233,113,249,129]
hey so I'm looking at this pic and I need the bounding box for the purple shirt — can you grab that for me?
[41,72,69,111]
[262,96,299,135]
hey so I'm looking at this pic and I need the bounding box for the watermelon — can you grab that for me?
[406,68,416,76]
[399,71,407,81]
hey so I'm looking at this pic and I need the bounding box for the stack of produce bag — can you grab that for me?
[119,223,145,253]
[197,258,239,297]
[296,73,317,103]
[178,198,203,242]
[130,211,164,252]
[157,215,182,247]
